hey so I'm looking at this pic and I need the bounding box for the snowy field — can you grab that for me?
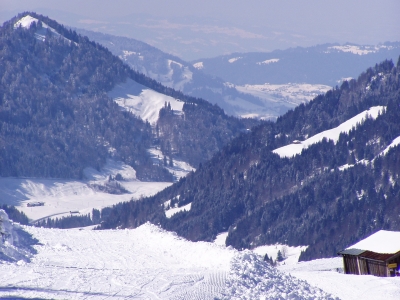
[2,214,400,299]
[0,159,173,223]
[0,221,337,300]
[236,83,331,107]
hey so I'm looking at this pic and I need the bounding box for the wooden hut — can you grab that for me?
[338,230,400,277]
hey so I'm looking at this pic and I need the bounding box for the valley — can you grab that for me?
[1,10,400,300]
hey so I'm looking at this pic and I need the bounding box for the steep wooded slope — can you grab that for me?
[0,12,255,181]
[99,58,400,260]
[75,28,305,119]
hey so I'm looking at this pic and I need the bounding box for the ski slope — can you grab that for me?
[0,221,335,300]
[2,212,400,299]
[273,106,386,158]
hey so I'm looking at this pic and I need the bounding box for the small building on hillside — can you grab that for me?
[338,230,400,277]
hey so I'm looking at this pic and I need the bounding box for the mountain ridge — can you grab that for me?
[99,57,400,260]
[0,12,254,183]
[192,42,400,86]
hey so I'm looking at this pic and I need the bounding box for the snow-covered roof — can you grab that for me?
[345,230,400,254]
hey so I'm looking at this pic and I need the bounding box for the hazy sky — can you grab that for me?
[1,0,399,60]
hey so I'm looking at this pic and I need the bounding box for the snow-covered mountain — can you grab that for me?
[99,58,400,264]
[192,42,400,86]
[74,29,400,119]
[0,13,257,225]
[14,14,76,45]
[76,28,327,119]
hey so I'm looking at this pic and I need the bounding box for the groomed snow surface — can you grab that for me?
[0,222,337,300]
[2,214,400,299]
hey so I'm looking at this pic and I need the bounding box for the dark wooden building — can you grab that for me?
[338,230,400,277]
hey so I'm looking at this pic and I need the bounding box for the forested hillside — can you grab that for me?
[99,58,400,260]
[0,12,168,180]
[0,12,255,181]
[75,28,290,119]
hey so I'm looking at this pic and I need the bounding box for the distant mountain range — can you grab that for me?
[192,43,400,86]
[74,28,290,119]
[72,29,400,119]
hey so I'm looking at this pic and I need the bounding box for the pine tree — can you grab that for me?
[277,250,284,262]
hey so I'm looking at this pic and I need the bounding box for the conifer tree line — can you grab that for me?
[98,58,400,260]
[0,12,255,181]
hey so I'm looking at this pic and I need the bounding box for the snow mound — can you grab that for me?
[225,251,336,300]
[214,231,229,246]
[273,106,386,158]
[108,78,184,125]
[0,210,36,262]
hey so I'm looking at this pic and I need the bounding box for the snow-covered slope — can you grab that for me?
[77,28,328,120]
[273,106,386,158]
[0,159,173,223]
[14,15,75,44]
[0,210,36,262]
[0,222,335,299]
[379,136,400,156]
[108,78,184,125]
